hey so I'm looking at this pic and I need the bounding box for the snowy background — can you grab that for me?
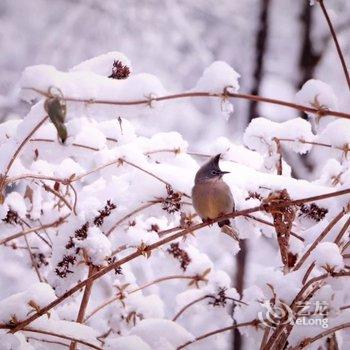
[1,1,350,349]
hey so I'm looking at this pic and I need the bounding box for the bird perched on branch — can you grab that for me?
[192,154,235,227]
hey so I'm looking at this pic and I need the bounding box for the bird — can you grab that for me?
[192,154,235,227]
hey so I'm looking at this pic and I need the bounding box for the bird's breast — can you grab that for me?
[191,180,234,220]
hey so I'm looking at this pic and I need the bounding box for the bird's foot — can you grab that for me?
[202,218,215,226]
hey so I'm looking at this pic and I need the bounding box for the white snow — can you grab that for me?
[193,61,240,93]
[130,319,194,349]
[312,242,344,271]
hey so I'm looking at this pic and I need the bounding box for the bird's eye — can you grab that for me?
[211,170,218,175]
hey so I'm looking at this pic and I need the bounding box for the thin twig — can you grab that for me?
[293,210,346,270]
[22,87,350,120]
[176,320,259,349]
[290,322,350,350]
[334,215,350,245]
[2,116,48,179]
[0,215,69,245]
[85,274,197,322]
[70,265,97,350]
[42,182,73,212]
[318,0,350,92]
[0,325,102,350]
[106,200,161,236]
[244,214,304,242]
[23,233,43,282]
[172,295,209,321]
[30,138,100,151]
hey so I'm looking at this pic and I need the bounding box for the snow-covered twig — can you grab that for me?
[290,322,350,350]
[23,87,350,120]
[293,210,346,270]
[0,215,69,245]
[0,325,102,350]
[84,274,200,323]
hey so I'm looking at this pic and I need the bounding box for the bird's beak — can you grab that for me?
[220,170,230,175]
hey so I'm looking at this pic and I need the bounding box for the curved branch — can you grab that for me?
[290,322,350,350]
[84,274,196,322]
[318,0,350,92]
[23,87,350,120]
[0,325,102,350]
[176,320,259,349]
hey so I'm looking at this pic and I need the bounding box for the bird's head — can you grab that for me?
[194,154,230,183]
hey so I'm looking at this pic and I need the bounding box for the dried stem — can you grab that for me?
[23,233,43,282]
[318,0,350,92]
[23,87,350,120]
[30,138,100,151]
[277,137,344,152]
[172,295,210,322]
[42,182,73,213]
[334,215,350,245]
[85,274,196,322]
[260,327,270,350]
[244,214,304,242]
[293,210,346,270]
[263,272,350,350]
[69,265,97,350]
[0,325,102,350]
[2,116,48,179]
[106,200,161,236]
[0,215,69,245]
[290,322,350,350]
[176,320,260,349]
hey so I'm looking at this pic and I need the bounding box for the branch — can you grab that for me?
[106,200,162,236]
[0,325,102,350]
[23,233,43,283]
[23,87,350,120]
[2,116,48,179]
[69,265,97,350]
[290,322,350,350]
[0,215,69,245]
[293,210,346,270]
[318,0,350,92]
[172,295,210,322]
[176,320,260,350]
[263,271,350,350]
[84,274,196,323]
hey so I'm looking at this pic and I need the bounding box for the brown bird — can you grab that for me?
[192,154,235,227]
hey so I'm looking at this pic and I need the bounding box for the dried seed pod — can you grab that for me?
[44,96,66,124]
[44,87,68,143]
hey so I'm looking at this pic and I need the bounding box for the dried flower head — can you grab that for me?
[167,242,191,271]
[109,60,130,80]
[94,200,117,226]
[55,255,77,278]
[299,203,328,222]
[2,210,20,225]
[245,191,263,201]
[75,222,89,240]
[33,253,49,268]
[162,185,182,214]
[107,256,123,275]
[209,287,229,307]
